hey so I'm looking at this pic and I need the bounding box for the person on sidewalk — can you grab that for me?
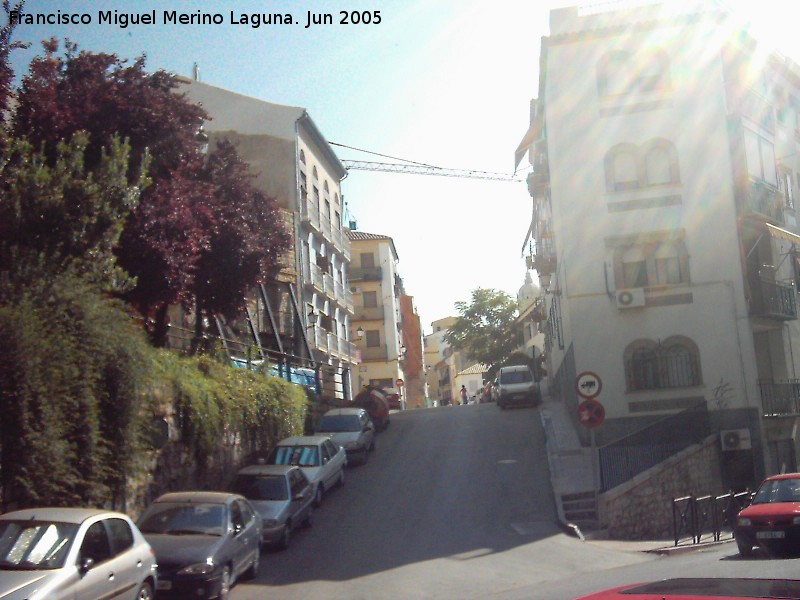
[460,385,468,405]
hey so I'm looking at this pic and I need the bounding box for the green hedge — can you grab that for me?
[0,274,307,511]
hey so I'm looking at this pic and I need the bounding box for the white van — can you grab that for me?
[495,365,540,409]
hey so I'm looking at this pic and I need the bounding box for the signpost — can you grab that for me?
[575,372,604,503]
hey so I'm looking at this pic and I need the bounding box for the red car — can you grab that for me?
[574,578,800,599]
[735,472,800,557]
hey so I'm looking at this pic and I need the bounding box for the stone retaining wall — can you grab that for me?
[598,435,724,539]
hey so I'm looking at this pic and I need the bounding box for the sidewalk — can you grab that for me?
[539,396,735,554]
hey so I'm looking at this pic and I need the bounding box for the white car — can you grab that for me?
[265,435,347,506]
[0,507,157,600]
[314,408,376,465]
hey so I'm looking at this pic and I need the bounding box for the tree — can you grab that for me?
[443,288,520,374]
[11,41,290,344]
[0,1,26,119]
[190,139,292,344]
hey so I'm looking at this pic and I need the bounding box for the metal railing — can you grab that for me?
[750,278,797,320]
[761,379,800,416]
[672,491,752,546]
[350,267,383,281]
[599,403,710,491]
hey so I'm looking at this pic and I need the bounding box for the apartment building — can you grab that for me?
[348,230,406,402]
[518,2,800,490]
[179,78,358,400]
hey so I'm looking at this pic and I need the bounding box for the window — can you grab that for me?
[299,150,306,164]
[783,171,795,209]
[360,253,375,268]
[105,519,133,555]
[744,129,778,186]
[605,140,680,191]
[363,291,378,308]
[624,337,701,391]
[313,186,320,205]
[598,50,670,97]
[335,210,341,228]
[614,237,688,288]
[365,330,380,347]
[80,522,111,565]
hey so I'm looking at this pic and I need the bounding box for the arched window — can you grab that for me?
[624,337,701,391]
[312,166,319,181]
[299,150,306,165]
[605,145,639,191]
[644,140,679,186]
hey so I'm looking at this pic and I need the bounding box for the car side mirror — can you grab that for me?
[79,557,95,575]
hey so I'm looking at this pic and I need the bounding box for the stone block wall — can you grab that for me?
[598,435,724,539]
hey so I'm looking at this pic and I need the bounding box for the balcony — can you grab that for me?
[749,278,797,320]
[350,267,383,281]
[355,305,384,321]
[760,380,800,416]
[300,201,321,231]
[305,263,325,293]
[345,289,355,314]
[527,170,549,198]
[743,179,784,222]
[533,254,557,275]
[360,345,389,361]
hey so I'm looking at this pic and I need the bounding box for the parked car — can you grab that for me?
[735,472,800,557]
[0,507,157,600]
[495,365,540,409]
[264,435,347,506]
[232,464,315,550]
[351,386,391,430]
[136,491,261,599]
[480,380,495,403]
[573,578,800,599]
[314,407,376,465]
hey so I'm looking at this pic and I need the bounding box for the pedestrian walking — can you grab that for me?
[460,385,468,405]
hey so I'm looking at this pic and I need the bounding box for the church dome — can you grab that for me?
[517,271,540,309]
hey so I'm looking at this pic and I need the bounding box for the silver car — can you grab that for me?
[0,507,157,600]
[314,408,376,465]
[231,465,314,550]
[265,436,347,506]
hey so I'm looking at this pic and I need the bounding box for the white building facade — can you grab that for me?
[519,3,800,490]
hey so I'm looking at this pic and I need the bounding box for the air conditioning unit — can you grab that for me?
[615,288,646,309]
[720,429,752,451]
[350,286,362,293]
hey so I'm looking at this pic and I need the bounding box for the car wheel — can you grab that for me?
[219,565,232,600]
[278,522,292,550]
[136,581,154,600]
[243,546,260,580]
[736,536,753,558]
[338,468,345,487]
[303,507,314,528]
[313,484,323,507]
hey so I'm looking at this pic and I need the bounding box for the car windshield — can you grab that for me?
[137,503,225,535]
[752,478,800,504]
[317,415,361,432]
[232,474,289,501]
[0,520,78,570]
[268,445,320,467]
[499,370,532,384]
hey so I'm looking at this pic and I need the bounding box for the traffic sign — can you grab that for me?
[578,398,605,429]
[575,371,602,399]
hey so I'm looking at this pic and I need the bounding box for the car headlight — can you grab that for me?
[177,559,214,575]
[737,517,751,527]
[264,519,279,528]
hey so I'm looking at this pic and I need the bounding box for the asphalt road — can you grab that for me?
[231,402,657,599]
[228,402,800,599]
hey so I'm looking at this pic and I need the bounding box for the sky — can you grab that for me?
[6,0,799,332]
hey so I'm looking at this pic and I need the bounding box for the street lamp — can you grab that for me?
[356,325,364,339]
[307,308,319,328]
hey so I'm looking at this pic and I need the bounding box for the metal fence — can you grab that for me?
[599,403,710,491]
[672,491,752,546]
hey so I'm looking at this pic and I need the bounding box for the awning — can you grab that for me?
[514,121,542,171]
[766,223,800,246]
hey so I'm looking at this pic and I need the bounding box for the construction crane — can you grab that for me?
[330,142,524,182]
